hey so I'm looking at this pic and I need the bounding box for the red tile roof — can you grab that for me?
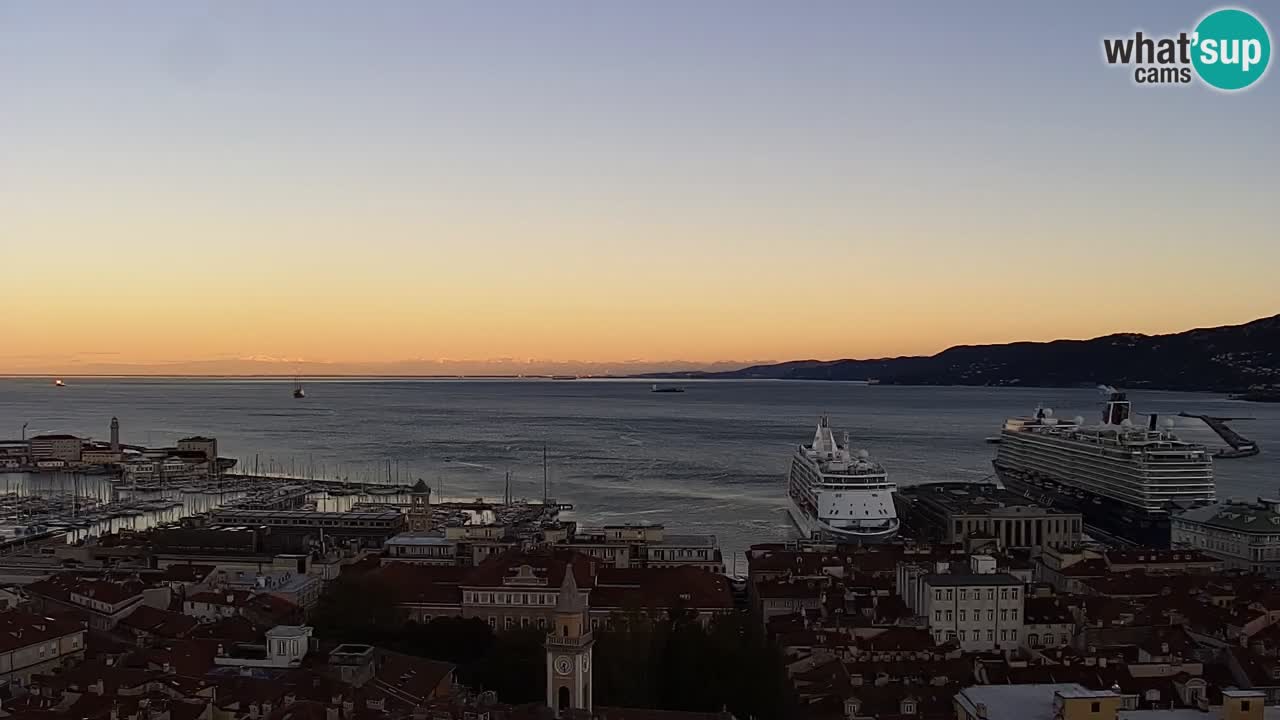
[119,606,199,638]
[0,610,83,653]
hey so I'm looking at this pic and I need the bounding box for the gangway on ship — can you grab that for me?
[1177,413,1260,458]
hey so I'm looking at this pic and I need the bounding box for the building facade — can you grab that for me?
[896,482,1082,552]
[28,435,82,463]
[1173,498,1280,576]
[0,611,85,688]
[900,556,1025,652]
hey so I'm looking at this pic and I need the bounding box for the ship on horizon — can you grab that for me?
[992,388,1215,547]
[786,416,899,543]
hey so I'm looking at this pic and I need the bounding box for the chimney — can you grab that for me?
[1149,414,1158,431]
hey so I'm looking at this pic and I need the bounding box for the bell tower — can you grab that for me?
[546,563,592,717]
[408,478,432,532]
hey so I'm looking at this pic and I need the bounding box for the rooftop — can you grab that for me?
[924,572,1022,587]
[956,683,1114,720]
[899,481,1075,516]
[385,532,454,546]
[1176,499,1280,533]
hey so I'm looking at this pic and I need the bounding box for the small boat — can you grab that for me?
[293,377,306,399]
[54,379,66,387]
[985,436,1003,444]
[651,384,685,393]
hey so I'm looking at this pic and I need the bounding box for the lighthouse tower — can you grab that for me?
[110,417,120,452]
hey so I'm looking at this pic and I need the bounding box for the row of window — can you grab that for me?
[465,591,563,606]
[936,628,1019,643]
[933,587,1020,602]
[934,608,1019,622]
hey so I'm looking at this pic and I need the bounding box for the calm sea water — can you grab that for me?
[2,378,1277,561]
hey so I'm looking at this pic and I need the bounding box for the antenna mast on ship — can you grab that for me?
[542,443,549,505]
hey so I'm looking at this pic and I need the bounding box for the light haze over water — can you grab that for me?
[2,378,1277,561]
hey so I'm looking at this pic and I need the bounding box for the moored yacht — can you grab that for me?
[786,416,899,542]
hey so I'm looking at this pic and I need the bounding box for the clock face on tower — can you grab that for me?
[555,656,573,676]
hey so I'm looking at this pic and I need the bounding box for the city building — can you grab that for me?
[382,522,723,571]
[954,684,1122,720]
[1173,497,1280,576]
[899,555,1025,652]
[213,624,314,669]
[24,574,171,630]
[374,548,734,631]
[407,478,431,531]
[896,482,1082,551]
[27,435,82,463]
[545,568,593,716]
[207,566,325,615]
[110,416,120,451]
[383,533,458,565]
[0,610,85,688]
[1022,595,1075,650]
[206,508,407,550]
[568,525,723,572]
[176,436,218,463]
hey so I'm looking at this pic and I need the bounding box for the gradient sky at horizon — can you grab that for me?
[2,1,1278,371]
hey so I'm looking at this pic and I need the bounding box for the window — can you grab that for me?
[1000,629,1008,641]
[488,616,496,628]
[1011,609,1018,621]
[987,589,994,600]
[959,610,966,622]
[1242,701,1251,711]
[1011,588,1019,600]
[1001,608,1008,621]
[986,630,993,642]
[934,589,942,601]
[945,589,953,601]
[1000,588,1008,600]
[958,630,966,641]
[1091,702,1101,713]
[987,609,994,621]
[934,610,942,621]
[1011,629,1017,641]
[960,589,967,601]
[945,610,952,621]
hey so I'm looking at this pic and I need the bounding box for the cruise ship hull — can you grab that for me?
[993,463,1172,547]
[787,496,899,544]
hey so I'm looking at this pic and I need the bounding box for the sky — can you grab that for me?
[2,1,1278,373]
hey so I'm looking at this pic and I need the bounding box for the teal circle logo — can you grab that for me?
[1192,8,1271,90]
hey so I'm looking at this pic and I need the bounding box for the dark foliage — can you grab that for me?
[310,576,790,716]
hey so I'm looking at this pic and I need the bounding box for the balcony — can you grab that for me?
[545,631,593,647]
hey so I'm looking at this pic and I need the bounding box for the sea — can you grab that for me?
[2,378,1278,566]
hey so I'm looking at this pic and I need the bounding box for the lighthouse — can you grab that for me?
[110,417,120,452]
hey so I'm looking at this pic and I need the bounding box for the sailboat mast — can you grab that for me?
[542,443,548,505]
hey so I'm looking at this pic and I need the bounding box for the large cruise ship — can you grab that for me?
[786,416,899,542]
[993,389,1215,547]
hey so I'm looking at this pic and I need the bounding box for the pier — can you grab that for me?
[1177,413,1261,458]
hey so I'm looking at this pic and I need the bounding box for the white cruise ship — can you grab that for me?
[786,416,899,542]
[993,389,1215,546]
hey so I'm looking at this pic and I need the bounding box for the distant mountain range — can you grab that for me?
[643,314,1280,392]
